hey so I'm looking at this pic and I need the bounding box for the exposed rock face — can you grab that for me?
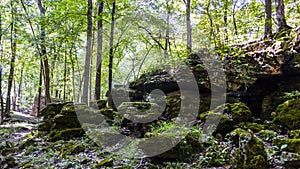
[129,30,300,119]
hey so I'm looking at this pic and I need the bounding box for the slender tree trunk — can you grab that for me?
[37,0,51,104]
[206,1,216,48]
[232,1,238,36]
[223,0,229,43]
[95,0,103,100]
[164,1,170,61]
[37,59,43,116]
[63,46,67,101]
[12,80,16,111]
[18,66,24,111]
[275,0,290,32]
[0,3,3,124]
[6,1,16,115]
[108,1,116,93]
[264,0,272,37]
[186,0,192,51]
[82,0,93,104]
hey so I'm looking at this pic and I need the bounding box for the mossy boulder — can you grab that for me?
[258,130,277,142]
[118,102,162,123]
[288,130,300,139]
[227,128,268,169]
[143,122,203,161]
[51,103,81,130]
[273,138,300,154]
[273,98,300,130]
[38,102,72,120]
[60,141,85,157]
[200,102,252,135]
[47,128,84,142]
[234,122,266,132]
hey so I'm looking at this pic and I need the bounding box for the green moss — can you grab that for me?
[248,155,268,169]
[201,102,252,136]
[228,128,268,169]
[273,98,300,130]
[235,122,265,132]
[47,128,84,142]
[60,141,85,157]
[258,130,277,142]
[273,138,300,154]
[93,158,113,168]
[38,102,71,119]
[288,130,300,139]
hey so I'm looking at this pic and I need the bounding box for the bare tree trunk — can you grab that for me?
[82,0,93,104]
[5,0,16,115]
[164,0,170,61]
[37,0,51,104]
[275,0,291,32]
[108,1,116,107]
[264,0,272,37]
[18,65,24,111]
[95,0,104,100]
[63,46,67,102]
[12,80,16,111]
[0,3,3,124]
[223,0,229,43]
[232,1,238,36]
[186,0,192,51]
[37,59,43,116]
[108,1,116,93]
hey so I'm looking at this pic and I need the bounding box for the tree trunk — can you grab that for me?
[82,0,93,104]
[275,0,290,32]
[264,0,272,37]
[186,0,192,51]
[12,80,16,111]
[37,59,43,116]
[63,46,67,102]
[107,1,116,107]
[95,0,104,100]
[108,1,116,93]
[164,1,170,61]
[37,0,51,104]
[223,0,229,43]
[0,4,3,124]
[232,1,238,36]
[6,1,16,115]
[18,66,24,111]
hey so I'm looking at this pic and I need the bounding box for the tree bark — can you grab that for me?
[186,0,192,51]
[108,1,116,93]
[82,0,93,104]
[95,0,104,100]
[5,0,16,115]
[264,0,272,37]
[164,0,170,61]
[275,0,291,32]
[37,0,51,104]
[232,1,238,36]
[0,4,3,124]
[223,0,229,43]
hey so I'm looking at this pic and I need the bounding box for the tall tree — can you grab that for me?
[185,0,192,51]
[37,0,51,104]
[223,0,229,42]
[95,0,104,100]
[275,0,291,32]
[0,1,3,124]
[82,0,93,104]
[5,0,16,115]
[108,1,116,95]
[264,0,272,37]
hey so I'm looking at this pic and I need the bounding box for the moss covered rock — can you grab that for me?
[227,128,268,169]
[273,138,300,154]
[47,128,84,142]
[200,102,252,135]
[60,141,85,157]
[273,98,300,130]
[258,130,277,142]
[288,130,300,139]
